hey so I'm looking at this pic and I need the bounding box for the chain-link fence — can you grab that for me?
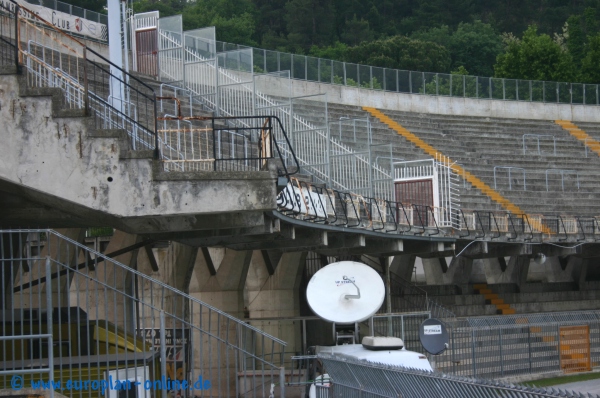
[318,355,597,398]
[217,41,600,106]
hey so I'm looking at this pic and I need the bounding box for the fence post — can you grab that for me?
[83,46,89,116]
[499,328,503,377]
[45,256,54,398]
[528,327,532,374]
[153,92,159,159]
[471,329,477,377]
[14,4,20,69]
[212,118,217,171]
[160,310,168,398]
[280,367,285,398]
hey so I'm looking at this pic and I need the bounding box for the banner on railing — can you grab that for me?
[280,184,328,217]
[2,0,108,40]
[142,328,191,393]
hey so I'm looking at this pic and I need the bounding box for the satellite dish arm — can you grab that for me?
[343,276,360,300]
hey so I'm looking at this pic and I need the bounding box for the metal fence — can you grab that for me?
[318,355,593,398]
[26,0,107,25]
[359,309,600,380]
[0,229,287,398]
[152,20,396,198]
[6,0,160,155]
[217,40,600,106]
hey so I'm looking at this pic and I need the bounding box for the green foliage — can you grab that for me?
[345,36,451,73]
[308,41,349,61]
[424,67,479,97]
[494,26,575,82]
[285,0,336,52]
[340,15,373,46]
[132,0,184,17]
[451,21,502,77]
[181,0,258,46]
[412,21,502,76]
[581,34,600,83]
[90,0,600,84]
[566,15,586,67]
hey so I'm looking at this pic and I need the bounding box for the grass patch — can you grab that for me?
[522,372,600,388]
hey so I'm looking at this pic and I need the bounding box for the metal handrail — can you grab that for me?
[545,169,579,191]
[493,166,526,190]
[10,0,160,156]
[522,134,556,155]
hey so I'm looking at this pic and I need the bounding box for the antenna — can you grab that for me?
[306,261,385,324]
[419,318,449,355]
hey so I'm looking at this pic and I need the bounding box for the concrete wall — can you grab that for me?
[254,73,600,122]
[0,72,277,234]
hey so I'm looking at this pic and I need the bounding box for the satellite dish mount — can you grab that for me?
[343,276,360,300]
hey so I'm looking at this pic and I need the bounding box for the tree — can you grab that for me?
[412,21,502,77]
[253,0,287,45]
[494,25,575,82]
[411,25,452,49]
[132,0,182,17]
[581,33,600,83]
[566,15,586,68]
[180,0,258,46]
[285,0,336,52]
[340,15,373,46]
[345,36,451,73]
[450,21,502,77]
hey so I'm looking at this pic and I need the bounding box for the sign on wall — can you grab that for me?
[0,0,108,41]
[278,184,329,218]
[141,328,191,395]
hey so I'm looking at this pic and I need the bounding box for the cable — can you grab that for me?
[454,239,587,258]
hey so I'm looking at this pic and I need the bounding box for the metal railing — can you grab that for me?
[217,40,600,106]
[152,23,396,198]
[318,355,588,398]
[523,134,557,155]
[156,89,300,175]
[277,177,600,239]
[0,229,287,398]
[494,166,527,190]
[7,0,160,155]
[0,333,54,398]
[26,0,107,25]
[434,310,600,379]
[545,169,579,191]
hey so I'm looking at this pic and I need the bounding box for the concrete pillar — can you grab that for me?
[13,229,84,311]
[246,251,307,359]
[504,255,530,286]
[137,241,198,319]
[537,256,574,283]
[569,257,587,289]
[1,232,26,309]
[390,254,416,281]
[74,229,138,330]
[186,247,253,397]
[188,248,252,317]
[422,256,473,285]
[246,251,307,318]
[447,256,474,284]
[421,257,445,285]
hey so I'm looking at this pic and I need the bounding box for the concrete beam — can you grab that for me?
[455,241,525,259]
[390,254,417,281]
[175,223,295,248]
[225,229,327,251]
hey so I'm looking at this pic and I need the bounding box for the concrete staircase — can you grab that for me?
[414,282,600,317]
[0,68,277,236]
[313,101,600,219]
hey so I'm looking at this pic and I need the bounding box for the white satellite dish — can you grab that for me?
[306,261,385,324]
